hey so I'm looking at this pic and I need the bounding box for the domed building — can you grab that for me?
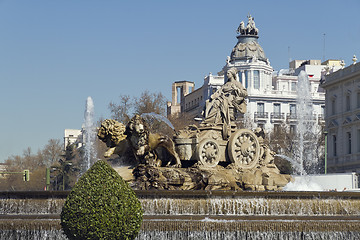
[168,15,339,133]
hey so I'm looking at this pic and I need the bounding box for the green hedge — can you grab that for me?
[61,160,143,240]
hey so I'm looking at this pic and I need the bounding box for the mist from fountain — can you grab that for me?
[281,71,322,190]
[275,154,303,174]
[276,154,323,191]
[82,96,96,175]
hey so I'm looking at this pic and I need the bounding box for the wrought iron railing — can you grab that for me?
[254,112,268,119]
[270,112,285,120]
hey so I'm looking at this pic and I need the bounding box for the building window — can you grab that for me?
[244,70,249,88]
[253,70,260,89]
[347,132,352,154]
[321,105,325,115]
[333,135,337,157]
[176,86,182,104]
[274,103,281,113]
[290,104,296,117]
[346,94,351,111]
[238,72,243,85]
[331,99,336,115]
[291,82,297,91]
[257,103,264,113]
[256,103,265,118]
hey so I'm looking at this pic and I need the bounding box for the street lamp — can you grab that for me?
[324,131,328,174]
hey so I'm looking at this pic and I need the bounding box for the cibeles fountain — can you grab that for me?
[1,16,360,239]
[99,67,291,191]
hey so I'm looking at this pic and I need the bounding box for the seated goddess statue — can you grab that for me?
[202,67,247,138]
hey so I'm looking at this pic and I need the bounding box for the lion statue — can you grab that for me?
[98,116,181,168]
[125,115,181,168]
[97,119,129,158]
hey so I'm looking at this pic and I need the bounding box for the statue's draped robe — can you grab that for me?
[204,79,247,138]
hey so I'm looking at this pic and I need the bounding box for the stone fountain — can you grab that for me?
[98,67,291,191]
[1,68,360,238]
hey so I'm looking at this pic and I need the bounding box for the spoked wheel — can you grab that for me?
[228,129,260,169]
[196,138,220,168]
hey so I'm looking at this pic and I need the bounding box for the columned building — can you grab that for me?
[167,15,341,132]
[167,81,195,116]
[321,59,360,173]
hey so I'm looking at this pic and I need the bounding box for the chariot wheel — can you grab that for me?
[196,138,220,168]
[227,129,260,169]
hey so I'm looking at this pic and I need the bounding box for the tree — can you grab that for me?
[267,120,325,175]
[133,90,166,116]
[0,138,65,191]
[167,112,199,132]
[109,94,132,123]
[50,144,81,190]
[61,160,143,240]
[41,139,63,167]
[109,91,167,121]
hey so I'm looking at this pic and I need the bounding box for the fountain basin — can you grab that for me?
[0,191,360,239]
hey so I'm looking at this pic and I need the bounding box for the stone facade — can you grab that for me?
[321,61,360,173]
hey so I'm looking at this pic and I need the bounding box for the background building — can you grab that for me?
[64,129,82,150]
[321,59,360,173]
[167,15,340,133]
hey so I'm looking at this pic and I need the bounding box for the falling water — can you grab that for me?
[82,96,96,174]
[295,71,319,175]
[141,112,175,130]
[1,191,360,239]
[280,71,322,190]
[2,192,360,239]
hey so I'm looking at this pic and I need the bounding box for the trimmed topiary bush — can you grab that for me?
[61,160,143,240]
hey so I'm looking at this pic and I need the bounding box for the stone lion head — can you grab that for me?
[125,114,148,136]
[97,119,127,147]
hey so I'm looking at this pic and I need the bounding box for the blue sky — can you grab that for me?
[0,0,359,162]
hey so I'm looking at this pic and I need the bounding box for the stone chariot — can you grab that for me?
[174,124,260,169]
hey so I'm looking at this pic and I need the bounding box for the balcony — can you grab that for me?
[285,113,317,122]
[270,112,285,122]
[254,112,268,120]
[286,113,297,120]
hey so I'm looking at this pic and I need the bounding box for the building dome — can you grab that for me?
[230,36,267,62]
[230,15,267,63]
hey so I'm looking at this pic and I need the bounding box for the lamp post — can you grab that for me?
[324,131,328,174]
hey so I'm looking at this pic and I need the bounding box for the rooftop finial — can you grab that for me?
[352,55,357,64]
